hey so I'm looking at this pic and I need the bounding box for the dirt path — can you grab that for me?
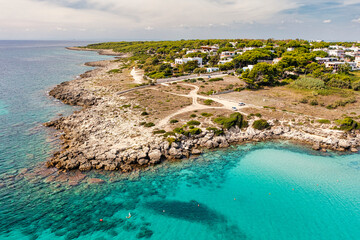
[157,83,256,127]
[130,67,144,84]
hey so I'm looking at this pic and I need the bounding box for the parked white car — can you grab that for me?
[238,102,246,106]
[232,107,237,111]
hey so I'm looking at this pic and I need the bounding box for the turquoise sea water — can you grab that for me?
[0,41,359,240]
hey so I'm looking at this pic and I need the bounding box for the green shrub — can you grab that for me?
[263,106,276,110]
[309,99,318,106]
[326,98,356,109]
[163,131,176,137]
[203,99,214,105]
[188,128,202,135]
[170,119,179,124]
[352,80,360,91]
[122,104,131,108]
[201,112,213,117]
[300,98,308,103]
[335,117,360,131]
[174,127,185,134]
[141,111,149,116]
[214,112,248,129]
[190,114,197,118]
[316,119,331,124]
[153,130,166,134]
[107,69,122,74]
[167,137,176,145]
[144,122,155,127]
[206,127,224,136]
[252,119,270,130]
[247,113,262,119]
[208,77,223,82]
[292,77,325,90]
[187,120,201,126]
[327,77,351,89]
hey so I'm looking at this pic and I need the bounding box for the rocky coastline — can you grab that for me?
[44,50,360,173]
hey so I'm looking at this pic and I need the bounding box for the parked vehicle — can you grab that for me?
[232,107,237,111]
[238,102,246,106]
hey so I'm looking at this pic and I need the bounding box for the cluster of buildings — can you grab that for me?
[312,45,360,71]
[173,43,360,73]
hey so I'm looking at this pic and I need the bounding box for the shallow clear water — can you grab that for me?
[0,41,359,240]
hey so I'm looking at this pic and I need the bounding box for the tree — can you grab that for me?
[233,49,273,67]
[241,63,278,88]
[183,61,199,72]
[246,40,264,47]
[208,55,220,67]
[337,63,351,74]
[219,62,234,71]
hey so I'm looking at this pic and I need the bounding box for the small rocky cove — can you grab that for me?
[44,58,360,173]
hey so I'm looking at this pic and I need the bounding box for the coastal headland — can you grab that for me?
[45,40,360,172]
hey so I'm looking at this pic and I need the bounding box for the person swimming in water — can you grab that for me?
[126,212,131,219]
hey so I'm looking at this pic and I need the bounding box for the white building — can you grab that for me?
[186,49,201,55]
[206,67,219,73]
[175,57,203,66]
[325,62,350,72]
[355,55,360,68]
[243,47,256,52]
[348,62,358,70]
[316,57,338,64]
[243,65,254,71]
[287,47,295,52]
[328,49,345,58]
[272,58,282,64]
[220,51,235,59]
[311,48,328,52]
[201,45,219,53]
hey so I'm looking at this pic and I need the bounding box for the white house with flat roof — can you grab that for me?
[206,67,219,73]
[316,57,338,64]
[175,57,203,66]
[328,49,345,58]
[220,51,235,59]
[355,55,360,68]
[243,65,254,71]
[324,61,353,71]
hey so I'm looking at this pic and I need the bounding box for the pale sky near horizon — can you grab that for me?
[0,0,359,41]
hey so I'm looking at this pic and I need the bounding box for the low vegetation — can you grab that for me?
[316,119,331,124]
[252,119,270,130]
[335,117,360,131]
[213,112,248,129]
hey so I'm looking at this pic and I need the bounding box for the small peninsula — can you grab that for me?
[45,39,360,172]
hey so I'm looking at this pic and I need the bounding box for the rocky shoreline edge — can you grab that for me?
[44,50,360,173]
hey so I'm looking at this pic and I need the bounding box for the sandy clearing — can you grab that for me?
[131,67,144,84]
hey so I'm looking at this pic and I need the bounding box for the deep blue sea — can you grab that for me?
[0,41,359,240]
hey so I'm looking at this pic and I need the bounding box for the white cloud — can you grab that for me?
[323,19,332,23]
[56,27,68,31]
[145,26,154,31]
[0,0,298,34]
[352,18,360,23]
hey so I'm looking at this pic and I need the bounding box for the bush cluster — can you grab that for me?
[292,77,325,90]
[335,117,360,131]
[213,113,248,129]
[252,119,270,130]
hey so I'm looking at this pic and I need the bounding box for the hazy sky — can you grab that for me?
[0,0,359,41]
